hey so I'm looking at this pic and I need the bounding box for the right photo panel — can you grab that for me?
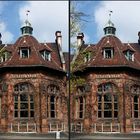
[70,1,140,139]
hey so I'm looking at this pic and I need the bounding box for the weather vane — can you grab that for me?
[26,10,30,20]
[109,10,113,20]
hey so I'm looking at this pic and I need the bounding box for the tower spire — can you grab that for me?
[20,10,33,36]
[103,10,116,36]
[109,10,113,20]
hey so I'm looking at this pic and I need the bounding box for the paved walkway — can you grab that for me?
[0,132,140,139]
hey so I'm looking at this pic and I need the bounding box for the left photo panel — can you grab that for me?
[0,0,69,136]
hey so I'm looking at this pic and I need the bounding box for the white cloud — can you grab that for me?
[0,22,14,43]
[0,2,14,44]
[19,1,68,51]
[94,1,140,43]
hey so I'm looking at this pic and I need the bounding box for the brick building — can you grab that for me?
[71,18,140,133]
[0,19,68,133]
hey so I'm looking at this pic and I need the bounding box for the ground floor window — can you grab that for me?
[0,97,1,117]
[46,96,59,118]
[131,85,140,118]
[97,83,118,119]
[14,83,34,119]
[14,94,34,118]
[76,96,85,119]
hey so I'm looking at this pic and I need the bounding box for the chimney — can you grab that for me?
[138,31,140,45]
[77,33,84,47]
[0,33,2,45]
[55,31,65,71]
[55,31,62,47]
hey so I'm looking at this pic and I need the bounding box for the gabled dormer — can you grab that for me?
[19,47,30,59]
[40,49,51,61]
[0,50,11,63]
[124,49,134,61]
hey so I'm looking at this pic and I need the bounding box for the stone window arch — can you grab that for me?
[46,84,60,118]
[130,85,140,118]
[97,82,118,118]
[14,82,34,119]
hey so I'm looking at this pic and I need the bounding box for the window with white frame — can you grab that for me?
[46,85,59,118]
[131,85,140,118]
[97,83,118,118]
[20,48,30,58]
[14,83,34,118]
[76,96,85,119]
[124,50,134,61]
[84,52,91,62]
[103,48,114,59]
[0,51,11,63]
[41,50,51,61]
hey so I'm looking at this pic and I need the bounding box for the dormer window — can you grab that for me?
[84,51,91,62]
[20,48,30,58]
[124,50,134,61]
[0,51,11,63]
[41,50,51,61]
[103,48,114,59]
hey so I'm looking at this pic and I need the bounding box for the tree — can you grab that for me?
[70,1,89,51]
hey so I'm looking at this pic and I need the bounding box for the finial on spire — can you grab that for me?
[21,10,33,36]
[26,10,30,21]
[109,10,113,20]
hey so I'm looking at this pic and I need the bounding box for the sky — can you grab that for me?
[76,1,140,45]
[1,1,140,52]
[0,1,68,51]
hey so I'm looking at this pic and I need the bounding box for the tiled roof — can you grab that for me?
[74,35,140,71]
[0,35,66,72]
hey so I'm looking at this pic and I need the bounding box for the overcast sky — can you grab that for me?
[0,1,68,51]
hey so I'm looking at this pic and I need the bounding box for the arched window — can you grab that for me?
[14,83,34,118]
[97,83,118,118]
[76,86,86,119]
[131,85,140,118]
[46,85,60,118]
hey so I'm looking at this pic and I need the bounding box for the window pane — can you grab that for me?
[98,103,101,110]
[15,111,18,117]
[114,95,118,102]
[98,95,102,102]
[30,103,34,109]
[20,111,28,117]
[20,103,28,109]
[20,94,28,101]
[14,103,18,109]
[134,111,138,118]
[134,96,138,102]
[51,104,55,110]
[104,94,112,102]
[114,103,118,109]
[98,111,101,118]
[104,103,112,109]
[30,111,34,117]
[104,111,112,118]
[79,112,83,118]
[51,111,55,118]
[30,95,33,101]
[14,95,18,101]
[134,104,138,110]
[114,111,118,118]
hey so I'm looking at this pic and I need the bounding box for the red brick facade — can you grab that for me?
[72,20,140,133]
[0,20,68,133]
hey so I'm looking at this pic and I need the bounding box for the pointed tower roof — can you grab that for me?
[104,11,116,36]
